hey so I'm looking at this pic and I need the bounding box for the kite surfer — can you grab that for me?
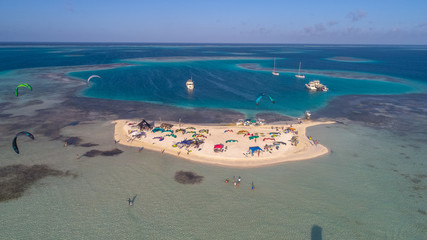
[128,195,137,206]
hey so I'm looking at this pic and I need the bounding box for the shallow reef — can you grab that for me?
[82,148,123,157]
[174,170,204,184]
[0,164,76,202]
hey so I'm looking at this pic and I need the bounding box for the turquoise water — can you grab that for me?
[72,56,419,117]
[1,122,425,239]
[0,44,426,239]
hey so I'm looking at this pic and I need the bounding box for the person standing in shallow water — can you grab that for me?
[128,195,137,206]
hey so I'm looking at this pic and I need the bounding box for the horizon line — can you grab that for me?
[0,41,426,47]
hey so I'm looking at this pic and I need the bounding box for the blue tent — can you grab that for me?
[248,146,263,154]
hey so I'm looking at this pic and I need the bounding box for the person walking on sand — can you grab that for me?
[232,176,235,184]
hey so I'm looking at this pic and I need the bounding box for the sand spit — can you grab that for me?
[114,119,334,168]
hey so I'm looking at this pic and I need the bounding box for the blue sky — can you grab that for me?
[1,0,426,44]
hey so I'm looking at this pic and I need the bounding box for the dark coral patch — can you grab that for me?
[174,170,204,184]
[0,164,76,202]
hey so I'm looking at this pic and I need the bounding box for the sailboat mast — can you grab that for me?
[274,58,276,72]
[298,61,301,75]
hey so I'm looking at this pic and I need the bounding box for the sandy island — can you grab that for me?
[113,120,335,167]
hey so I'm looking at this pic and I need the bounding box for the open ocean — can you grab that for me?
[0,44,426,239]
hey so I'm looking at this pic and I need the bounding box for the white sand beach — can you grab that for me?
[113,119,335,167]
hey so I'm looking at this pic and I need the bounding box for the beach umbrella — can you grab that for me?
[249,135,259,140]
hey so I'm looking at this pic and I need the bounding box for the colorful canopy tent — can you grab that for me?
[193,134,207,138]
[248,146,263,154]
[237,130,250,135]
[249,135,259,140]
[263,138,275,141]
[226,139,238,143]
[214,144,224,149]
[214,144,224,152]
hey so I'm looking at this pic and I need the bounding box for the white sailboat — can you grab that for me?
[272,58,279,76]
[295,61,305,79]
